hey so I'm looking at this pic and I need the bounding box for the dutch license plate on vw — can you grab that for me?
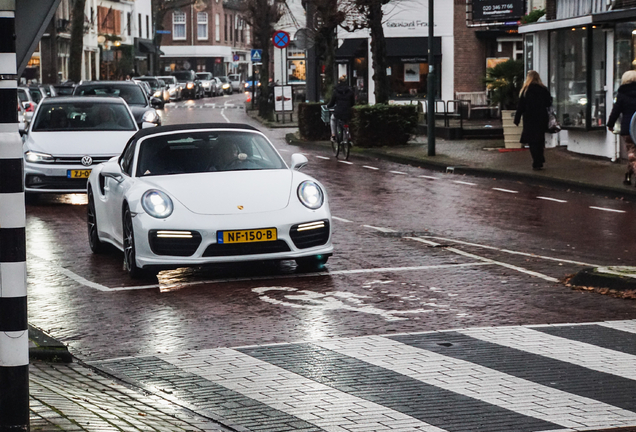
[68,169,91,179]
[217,228,277,244]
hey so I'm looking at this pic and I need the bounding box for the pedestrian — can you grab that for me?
[514,70,552,170]
[607,70,636,185]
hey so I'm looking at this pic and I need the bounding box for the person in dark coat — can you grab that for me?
[607,70,636,185]
[514,70,552,170]
[327,75,355,142]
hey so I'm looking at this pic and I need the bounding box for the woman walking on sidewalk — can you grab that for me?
[607,70,636,185]
[514,71,552,170]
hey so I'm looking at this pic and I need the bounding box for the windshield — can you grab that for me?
[172,71,196,82]
[33,101,136,132]
[30,88,43,103]
[54,86,75,96]
[137,78,160,90]
[229,75,240,81]
[196,73,212,80]
[158,76,177,85]
[74,84,147,106]
[218,77,229,83]
[136,131,285,176]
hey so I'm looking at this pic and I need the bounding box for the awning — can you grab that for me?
[335,38,368,59]
[138,40,163,54]
[386,37,441,62]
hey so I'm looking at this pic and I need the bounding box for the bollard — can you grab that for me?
[0,2,30,431]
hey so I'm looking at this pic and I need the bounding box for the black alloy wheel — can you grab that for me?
[87,189,104,254]
[342,130,351,161]
[123,205,144,278]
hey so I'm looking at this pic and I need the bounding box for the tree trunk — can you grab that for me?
[368,0,389,104]
[69,0,87,83]
[322,27,337,101]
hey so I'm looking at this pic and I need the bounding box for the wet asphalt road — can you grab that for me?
[26,93,636,361]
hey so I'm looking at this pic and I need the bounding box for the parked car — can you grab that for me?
[27,86,45,104]
[171,70,203,99]
[21,96,141,194]
[228,74,244,92]
[217,76,233,94]
[157,75,182,101]
[73,81,162,127]
[196,72,215,97]
[18,87,37,121]
[86,123,333,277]
[134,76,170,107]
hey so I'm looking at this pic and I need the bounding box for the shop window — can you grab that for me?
[614,22,636,94]
[215,14,220,42]
[388,60,428,99]
[173,12,186,40]
[549,26,605,129]
[287,60,305,84]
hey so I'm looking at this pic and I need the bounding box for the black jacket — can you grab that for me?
[327,83,355,121]
[607,82,636,136]
[514,83,552,144]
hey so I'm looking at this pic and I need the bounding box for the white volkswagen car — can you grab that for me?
[87,123,333,277]
[22,97,142,194]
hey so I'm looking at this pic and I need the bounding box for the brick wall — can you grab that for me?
[545,0,555,20]
[453,0,487,93]
[616,0,636,7]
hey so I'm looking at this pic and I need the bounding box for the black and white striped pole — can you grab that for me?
[0,0,29,431]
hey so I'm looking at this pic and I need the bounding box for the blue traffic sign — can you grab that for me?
[250,49,262,62]
[155,30,171,34]
[272,30,290,49]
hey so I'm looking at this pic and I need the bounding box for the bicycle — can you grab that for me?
[333,118,351,160]
[321,105,351,160]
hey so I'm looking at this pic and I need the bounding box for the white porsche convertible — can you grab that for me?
[87,123,333,277]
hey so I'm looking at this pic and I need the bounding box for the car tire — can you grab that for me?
[123,204,146,279]
[295,255,329,271]
[87,189,105,254]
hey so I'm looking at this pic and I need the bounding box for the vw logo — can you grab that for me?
[81,156,93,167]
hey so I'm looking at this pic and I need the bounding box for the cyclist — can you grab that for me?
[327,75,355,143]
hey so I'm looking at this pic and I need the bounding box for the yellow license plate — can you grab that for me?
[68,169,91,179]
[218,228,277,244]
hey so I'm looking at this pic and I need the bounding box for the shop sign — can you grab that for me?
[471,0,524,22]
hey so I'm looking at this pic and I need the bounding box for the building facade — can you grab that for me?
[520,0,636,159]
[158,0,252,79]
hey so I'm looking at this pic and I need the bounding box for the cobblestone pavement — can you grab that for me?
[29,360,232,431]
[85,319,636,432]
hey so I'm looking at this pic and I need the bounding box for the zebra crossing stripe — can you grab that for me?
[600,320,636,335]
[460,326,636,381]
[159,348,446,432]
[315,335,636,429]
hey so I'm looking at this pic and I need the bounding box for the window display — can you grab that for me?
[549,27,605,129]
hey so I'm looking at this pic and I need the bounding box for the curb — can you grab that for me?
[29,324,72,363]
[285,133,636,199]
[568,267,636,292]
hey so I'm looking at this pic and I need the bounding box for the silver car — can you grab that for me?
[196,72,215,97]
[157,75,183,101]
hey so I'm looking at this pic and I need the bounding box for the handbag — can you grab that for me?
[547,106,561,133]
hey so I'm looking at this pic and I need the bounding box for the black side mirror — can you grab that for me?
[150,97,164,109]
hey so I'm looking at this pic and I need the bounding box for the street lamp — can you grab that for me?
[427,0,435,156]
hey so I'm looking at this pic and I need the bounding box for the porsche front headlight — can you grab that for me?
[25,151,54,163]
[297,181,324,209]
[142,110,159,124]
[141,189,173,218]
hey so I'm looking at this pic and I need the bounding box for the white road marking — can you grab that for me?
[106,263,493,292]
[338,160,353,165]
[590,206,626,213]
[389,170,407,175]
[600,320,636,334]
[316,336,636,429]
[406,237,559,282]
[159,349,446,432]
[29,254,110,292]
[419,175,439,180]
[363,225,397,233]
[453,180,476,186]
[332,216,352,223]
[363,165,379,170]
[461,326,636,381]
[204,103,216,107]
[277,148,290,152]
[315,155,330,160]
[537,196,567,203]
[419,235,599,267]
[492,188,518,193]
[220,109,230,123]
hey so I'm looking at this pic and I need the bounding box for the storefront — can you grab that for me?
[335,0,454,104]
[160,45,232,76]
[519,9,636,159]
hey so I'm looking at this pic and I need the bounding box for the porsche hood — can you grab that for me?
[142,170,295,215]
